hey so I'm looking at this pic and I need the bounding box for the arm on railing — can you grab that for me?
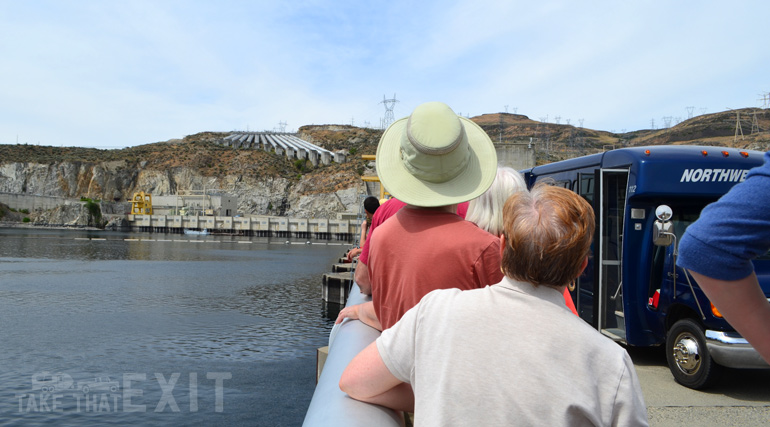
[303,281,404,427]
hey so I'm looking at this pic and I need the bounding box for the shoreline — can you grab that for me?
[0,221,105,231]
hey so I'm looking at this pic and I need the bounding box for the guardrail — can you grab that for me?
[303,281,404,427]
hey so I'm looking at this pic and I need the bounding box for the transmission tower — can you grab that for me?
[539,117,551,155]
[278,121,287,132]
[650,118,656,130]
[734,110,745,142]
[663,116,672,128]
[686,106,695,119]
[751,110,760,134]
[499,113,504,143]
[380,94,399,129]
[759,92,770,108]
[577,119,585,151]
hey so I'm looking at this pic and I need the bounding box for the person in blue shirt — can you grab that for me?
[677,151,770,364]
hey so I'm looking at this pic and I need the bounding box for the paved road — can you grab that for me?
[628,346,770,426]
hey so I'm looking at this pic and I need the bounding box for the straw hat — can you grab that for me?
[376,101,498,207]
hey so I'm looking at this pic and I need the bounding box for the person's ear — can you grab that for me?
[499,234,506,260]
[580,256,588,272]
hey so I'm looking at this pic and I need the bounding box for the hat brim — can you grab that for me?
[376,116,498,207]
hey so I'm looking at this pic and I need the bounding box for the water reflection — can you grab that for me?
[0,227,348,425]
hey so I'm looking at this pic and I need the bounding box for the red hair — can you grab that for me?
[501,184,594,288]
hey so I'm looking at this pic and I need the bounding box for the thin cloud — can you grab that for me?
[0,0,768,148]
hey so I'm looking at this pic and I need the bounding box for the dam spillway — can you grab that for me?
[127,214,357,240]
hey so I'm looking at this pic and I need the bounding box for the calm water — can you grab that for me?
[0,228,347,426]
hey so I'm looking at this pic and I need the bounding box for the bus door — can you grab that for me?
[598,169,629,342]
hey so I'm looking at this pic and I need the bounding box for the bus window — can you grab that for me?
[579,174,594,205]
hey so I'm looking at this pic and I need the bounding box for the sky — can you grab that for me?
[1,1,768,149]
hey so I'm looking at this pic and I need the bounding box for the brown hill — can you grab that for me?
[472,108,770,165]
[1,108,768,193]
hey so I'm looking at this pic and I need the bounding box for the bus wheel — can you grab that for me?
[666,318,720,389]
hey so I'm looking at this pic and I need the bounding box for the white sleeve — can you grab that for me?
[375,300,421,384]
[611,353,650,426]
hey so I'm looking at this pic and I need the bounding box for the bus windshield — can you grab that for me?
[669,204,770,261]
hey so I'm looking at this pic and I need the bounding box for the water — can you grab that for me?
[0,228,347,426]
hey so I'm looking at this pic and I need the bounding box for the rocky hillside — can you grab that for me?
[0,128,383,220]
[0,108,768,222]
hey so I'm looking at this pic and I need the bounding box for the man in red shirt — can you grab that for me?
[337,101,501,331]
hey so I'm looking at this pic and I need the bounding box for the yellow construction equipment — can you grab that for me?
[360,155,390,200]
[130,192,153,215]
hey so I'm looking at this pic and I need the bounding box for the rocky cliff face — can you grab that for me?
[0,161,369,220]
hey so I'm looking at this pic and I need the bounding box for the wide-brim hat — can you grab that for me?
[376,101,498,207]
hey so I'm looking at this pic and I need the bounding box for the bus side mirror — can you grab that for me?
[653,205,674,246]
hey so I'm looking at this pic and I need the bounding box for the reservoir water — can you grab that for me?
[0,228,346,426]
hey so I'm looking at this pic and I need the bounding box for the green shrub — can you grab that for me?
[22,217,30,223]
[83,198,103,228]
[19,208,29,214]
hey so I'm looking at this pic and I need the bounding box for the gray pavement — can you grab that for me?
[628,346,770,426]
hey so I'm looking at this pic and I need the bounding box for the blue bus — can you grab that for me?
[522,145,770,389]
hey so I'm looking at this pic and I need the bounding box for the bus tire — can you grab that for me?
[666,318,720,389]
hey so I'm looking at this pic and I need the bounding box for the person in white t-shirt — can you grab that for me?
[340,184,649,426]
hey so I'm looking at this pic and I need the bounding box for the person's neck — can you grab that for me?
[405,204,457,214]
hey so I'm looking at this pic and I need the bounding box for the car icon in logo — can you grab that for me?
[31,372,75,393]
[78,376,120,394]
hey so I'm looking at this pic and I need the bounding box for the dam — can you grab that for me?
[127,213,359,240]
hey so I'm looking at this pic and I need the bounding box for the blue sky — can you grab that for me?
[1,0,768,148]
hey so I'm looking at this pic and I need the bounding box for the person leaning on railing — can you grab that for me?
[336,101,501,332]
[465,165,578,315]
[340,184,649,426]
[346,196,380,262]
